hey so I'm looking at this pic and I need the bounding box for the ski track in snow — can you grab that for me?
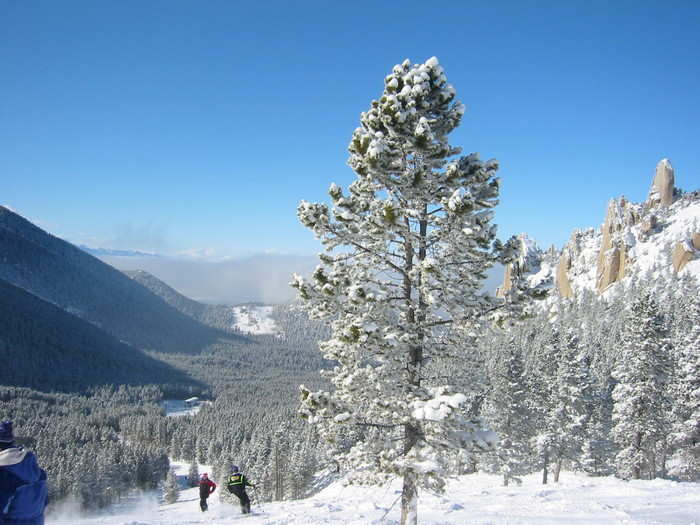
[45,471,700,525]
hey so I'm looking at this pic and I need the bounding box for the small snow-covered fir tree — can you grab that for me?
[163,468,180,504]
[187,458,199,487]
[611,289,672,480]
[214,456,239,506]
[293,56,515,525]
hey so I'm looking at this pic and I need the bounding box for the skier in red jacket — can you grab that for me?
[198,472,216,512]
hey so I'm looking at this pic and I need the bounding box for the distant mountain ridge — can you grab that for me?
[0,205,242,354]
[79,245,161,258]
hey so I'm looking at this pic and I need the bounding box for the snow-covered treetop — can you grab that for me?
[345,56,474,200]
[515,233,543,272]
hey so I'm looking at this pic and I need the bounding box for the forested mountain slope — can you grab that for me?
[0,206,242,354]
[0,208,332,509]
[0,278,199,392]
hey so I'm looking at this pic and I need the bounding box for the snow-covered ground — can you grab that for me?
[162,399,207,417]
[46,471,700,524]
[634,199,700,281]
[232,305,278,335]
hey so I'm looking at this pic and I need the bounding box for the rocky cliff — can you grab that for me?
[497,159,700,300]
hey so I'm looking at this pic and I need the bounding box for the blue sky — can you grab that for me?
[3,0,699,259]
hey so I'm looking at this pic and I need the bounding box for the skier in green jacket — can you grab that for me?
[225,465,255,514]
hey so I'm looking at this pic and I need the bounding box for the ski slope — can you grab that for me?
[46,470,699,524]
[231,305,278,335]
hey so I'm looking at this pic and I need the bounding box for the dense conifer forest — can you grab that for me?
[472,277,700,485]
[0,298,332,510]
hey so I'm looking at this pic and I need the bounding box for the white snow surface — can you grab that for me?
[169,459,213,477]
[631,199,700,281]
[46,471,700,524]
[231,305,278,335]
[162,399,209,418]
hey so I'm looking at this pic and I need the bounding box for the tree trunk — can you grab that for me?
[399,209,428,525]
[553,454,562,482]
[648,449,656,480]
[274,446,283,501]
[660,441,668,479]
[632,432,642,480]
[542,450,549,485]
[401,470,418,525]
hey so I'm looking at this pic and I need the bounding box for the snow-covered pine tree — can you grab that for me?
[163,468,180,504]
[213,456,237,506]
[287,433,311,499]
[481,336,533,486]
[579,375,616,476]
[252,433,275,500]
[297,424,325,497]
[611,288,672,480]
[574,289,618,452]
[668,293,700,480]
[525,320,559,484]
[546,327,591,482]
[293,56,514,525]
[187,457,199,487]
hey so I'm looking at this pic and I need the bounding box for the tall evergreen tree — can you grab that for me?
[526,321,559,484]
[293,57,513,524]
[481,337,533,486]
[611,289,672,479]
[547,329,591,481]
[669,296,700,480]
[580,375,616,476]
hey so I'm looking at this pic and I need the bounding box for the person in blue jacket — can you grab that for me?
[0,421,48,525]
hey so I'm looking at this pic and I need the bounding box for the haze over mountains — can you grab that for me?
[78,245,161,258]
[96,251,317,305]
[123,269,238,334]
[125,270,281,336]
[0,205,259,397]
